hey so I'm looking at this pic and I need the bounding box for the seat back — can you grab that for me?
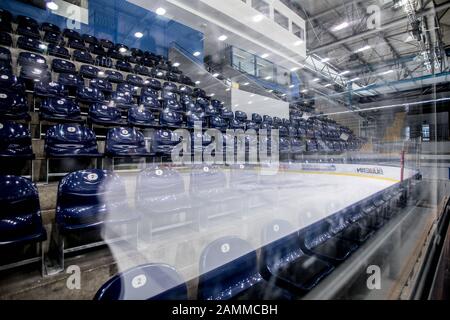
[0,121,33,157]
[0,89,28,119]
[190,165,226,194]
[94,264,187,300]
[128,105,155,126]
[261,220,301,270]
[89,103,122,124]
[300,221,332,250]
[105,127,147,156]
[45,124,99,156]
[198,236,259,300]
[40,97,81,120]
[0,175,44,242]
[159,108,183,126]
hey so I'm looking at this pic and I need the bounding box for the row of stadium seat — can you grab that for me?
[0,120,361,160]
[0,164,407,280]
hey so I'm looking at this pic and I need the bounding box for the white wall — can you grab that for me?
[231,88,290,119]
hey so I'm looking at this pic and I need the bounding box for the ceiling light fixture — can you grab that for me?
[195,81,201,85]
[339,70,350,76]
[293,40,303,46]
[355,45,371,53]
[313,78,320,82]
[324,84,332,87]
[253,14,264,22]
[332,21,349,31]
[265,76,272,80]
[134,32,144,39]
[321,58,331,63]
[46,1,59,10]
[218,35,228,41]
[172,62,180,67]
[156,7,166,15]
[261,53,270,58]
[193,51,201,57]
[212,73,220,78]
[350,77,360,82]
[290,67,299,72]
[243,82,249,86]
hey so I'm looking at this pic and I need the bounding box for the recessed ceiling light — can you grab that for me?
[243,82,249,86]
[212,73,220,78]
[156,7,166,15]
[46,1,58,10]
[253,14,264,22]
[321,58,331,63]
[172,62,180,67]
[193,51,201,57]
[250,94,255,97]
[332,21,349,31]
[301,89,309,93]
[226,88,231,91]
[339,70,350,76]
[134,32,144,38]
[218,35,228,41]
[355,45,371,53]
[313,78,320,82]
[380,70,394,75]
[267,89,274,93]
[195,81,201,85]
[261,53,270,58]
[290,67,299,72]
[350,77,360,82]
[265,76,272,80]
[294,40,303,46]
[234,104,239,107]
[289,85,295,88]
[324,84,332,87]
[281,94,287,97]
[210,93,215,97]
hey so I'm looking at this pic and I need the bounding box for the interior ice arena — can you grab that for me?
[0,0,449,302]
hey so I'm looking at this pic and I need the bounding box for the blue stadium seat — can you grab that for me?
[159,108,183,127]
[128,105,157,128]
[56,169,135,233]
[48,43,70,59]
[162,90,177,101]
[134,65,150,77]
[186,111,206,128]
[105,127,151,157]
[111,91,133,110]
[68,38,86,51]
[90,78,113,94]
[100,39,114,49]
[299,220,359,265]
[141,87,159,99]
[20,66,51,83]
[151,68,165,79]
[89,103,123,126]
[140,95,161,111]
[116,60,132,73]
[80,65,99,79]
[63,28,82,40]
[76,86,105,104]
[89,43,105,56]
[145,78,162,91]
[105,70,123,83]
[82,34,98,45]
[198,236,291,300]
[163,82,178,93]
[0,18,12,34]
[41,22,60,33]
[235,111,247,122]
[260,220,334,294]
[210,116,228,131]
[0,175,46,247]
[196,97,209,109]
[0,121,34,159]
[151,129,180,155]
[185,100,203,114]
[179,75,194,86]
[17,24,41,39]
[204,104,218,117]
[117,83,138,96]
[127,75,144,87]
[73,49,94,64]
[0,32,11,48]
[329,208,374,244]
[45,124,101,157]
[0,45,12,65]
[135,166,193,235]
[178,85,193,96]
[279,137,291,156]
[211,99,223,110]
[18,52,47,68]
[58,73,83,89]
[40,97,82,123]
[163,99,183,113]
[52,59,76,74]
[166,72,179,83]
[0,89,29,120]
[229,118,246,130]
[220,108,234,120]
[290,137,305,154]
[17,36,46,53]
[35,80,67,98]
[0,71,24,92]
[94,264,188,300]
[43,32,65,45]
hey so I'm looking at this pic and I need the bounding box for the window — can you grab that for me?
[422,124,430,142]
[292,22,305,40]
[256,56,275,80]
[252,0,270,17]
[274,10,289,30]
[405,126,410,140]
[232,47,256,76]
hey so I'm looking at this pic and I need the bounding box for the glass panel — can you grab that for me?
[231,47,255,76]
[274,9,289,30]
[252,0,270,17]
